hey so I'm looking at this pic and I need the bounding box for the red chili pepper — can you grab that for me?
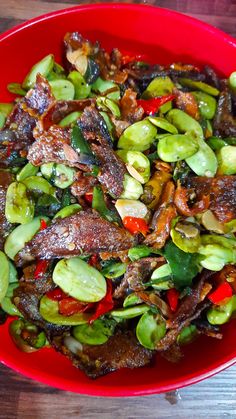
[208,281,233,305]
[40,219,47,231]
[6,143,12,158]
[46,287,68,301]
[121,54,148,66]
[123,216,149,235]
[88,254,99,267]
[34,260,49,280]
[58,297,92,317]
[167,288,180,312]
[89,280,114,324]
[137,95,175,115]
[84,192,93,204]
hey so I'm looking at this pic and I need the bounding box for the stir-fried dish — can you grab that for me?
[0,33,236,378]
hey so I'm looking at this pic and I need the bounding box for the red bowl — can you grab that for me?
[0,3,236,397]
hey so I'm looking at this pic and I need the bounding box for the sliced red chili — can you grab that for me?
[167,288,180,312]
[58,297,92,317]
[46,287,68,301]
[89,280,114,324]
[88,254,99,267]
[208,281,233,305]
[40,219,48,231]
[34,260,49,280]
[123,216,149,235]
[84,192,93,204]
[137,95,175,115]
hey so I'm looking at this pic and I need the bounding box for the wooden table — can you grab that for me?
[0,1,236,417]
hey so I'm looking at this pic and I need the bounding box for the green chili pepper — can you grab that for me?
[136,312,166,349]
[216,145,236,175]
[4,216,49,260]
[192,91,217,119]
[128,245,162,262]
[179,78,219,96]
[207,136,228,151]
[54,204,81,219]
[207,295,236,325]
[5,182,34,224]
[40,296,91,325]
[71,124,95,164]
[73,318,116,345]
[68,70,91,99]
[7,83,27,96]
[0,251,9,303]
[142,76,174,99]
[92,186,120,223]
[22,54,54,89]
[118,120,157,152]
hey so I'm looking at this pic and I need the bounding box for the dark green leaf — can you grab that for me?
[61,189,72,208]
[92,186,120,224]
[164,241,199,289]
[85,58,100,85]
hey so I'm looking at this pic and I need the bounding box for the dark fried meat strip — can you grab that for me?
[22,74,55,117]
[51,330,153,378]
[27,125,89,170]
[0,171,13,249]
[120,88,144,123]
[213,87,236,137]
[79,107,126,197]
[186,175,236,222]
[70,172,98,199]
[113,257,163,299]
[203,65,220,90]
[174,88,200,119]
[15,210,136,266]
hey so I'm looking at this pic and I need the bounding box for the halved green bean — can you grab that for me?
[0,103,13,117]
[68,71,91,99]
[136,312,166,349]
[157,133,199,162]
[59,111,81,127]
[91,77,120,100]
[110,304,149,319]
[0,251,9,303]
[179,78,219,96]
[142,76,174,99]
[7,83,27,96]
[192,91,217,119]
[73,318,116,345]
[1,296,21,316]
[120,174,143,200]
[22,54,54,89]
[186,138,218,177]
[177,325,197,345]
[8,261,18,283]
[118,120,157,152]
[217,145,236,175]
[0,113,5,129]
[53,257,107,302]
[96,97,120,118]
[22,176,56,195]
[4,216,49,260]
[148,116,178,134]
[41,163,76,189]
[123,293,142,308]
[16,163,39,181]
[5,182,34,224]
[49,79,75,100]
[54,204,81,219]
[167,109,203,138]
[207,295,236,325]
[117,150,150,183]
[102,261,127,279]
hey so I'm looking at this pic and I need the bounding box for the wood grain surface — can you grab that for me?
[0,1,236,418]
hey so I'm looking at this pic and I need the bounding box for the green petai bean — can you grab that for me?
[142,76,174,99]
[179,78,219,96]
[118,120,157,152]
[157,133,199,162]
[216,145,236,175]
[207,295,236,325]
[0,251,9,303]
[22,54,54,90]
[5,182,34,224]
[136,312,166,349]
[148,116,178,134]
[68,71,91,99]
[192,91,217,119]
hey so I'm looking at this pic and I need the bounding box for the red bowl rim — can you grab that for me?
[0,3,236,397]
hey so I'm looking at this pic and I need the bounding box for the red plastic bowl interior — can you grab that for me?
[0,4,236,397]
